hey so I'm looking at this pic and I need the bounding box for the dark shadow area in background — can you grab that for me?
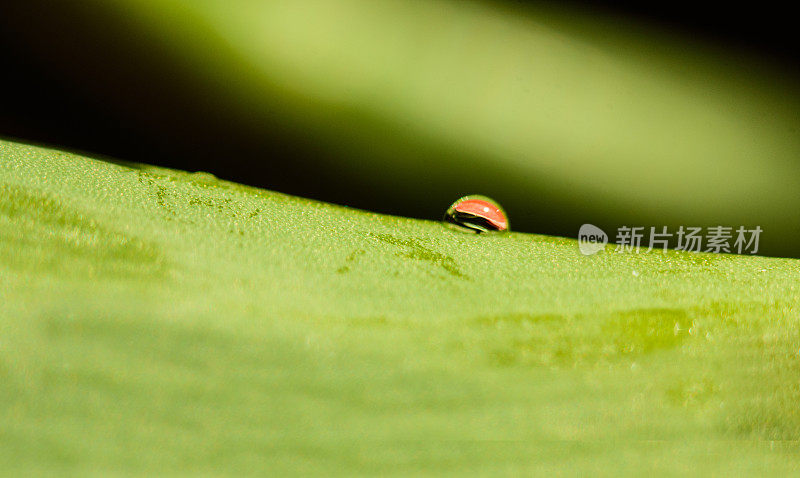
[0,1,798,255]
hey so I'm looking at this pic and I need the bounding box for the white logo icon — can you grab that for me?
[579,224,608,255]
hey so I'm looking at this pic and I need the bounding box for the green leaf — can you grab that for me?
[2,139,800,473]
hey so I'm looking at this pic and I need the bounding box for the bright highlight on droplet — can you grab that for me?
[444,195,509,233]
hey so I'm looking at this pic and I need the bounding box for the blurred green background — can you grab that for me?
[1,0,799,256]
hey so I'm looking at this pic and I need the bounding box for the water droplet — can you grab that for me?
[444,195,509,233]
